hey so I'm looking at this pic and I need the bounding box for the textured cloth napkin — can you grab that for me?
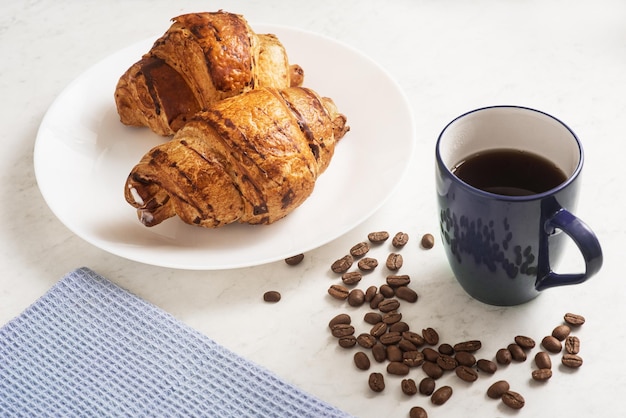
[0,267,350,418]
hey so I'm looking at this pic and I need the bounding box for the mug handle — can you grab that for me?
[535,209,603,291]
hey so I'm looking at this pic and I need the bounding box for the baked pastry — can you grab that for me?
[114,11,304,136]
[124,87,349,228]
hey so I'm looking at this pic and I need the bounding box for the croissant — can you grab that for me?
[114,11,304,136]
[124,87,349,228]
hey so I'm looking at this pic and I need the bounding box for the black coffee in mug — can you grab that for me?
[452,149,568,196]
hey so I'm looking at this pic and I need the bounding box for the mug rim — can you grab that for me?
[436,105,584,202]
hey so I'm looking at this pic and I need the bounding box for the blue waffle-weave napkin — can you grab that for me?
[0,267,350,417]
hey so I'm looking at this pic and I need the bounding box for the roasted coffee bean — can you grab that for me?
[532,368,552,381]
[453,340,482,352]
[487,380,510,399]
[507,343,527,362]
[455,365,478,382]
[387,361,410,376]
[328,313,351,329]
[357,257,378,271]
[436,354,458,371]
[564,312,586,326]
[372,342,387,362]
[420,233,435,249]
[403,331,425,347]
[392,232,410,248]
[422,347,440,362]
[386,253,403,271]
[331,255,353,273]
[422,361,444,379]
[454,351,476,367]
[496,348,513,365]
[350,241,370,257]
[284,253,304,265]
[379,284,395,298]
[328,284,349,300]
[263,291,281,303]
[370,322,388,338]
[368,372,385,392]
[341,271,363,286]
[409,406,428,418]
[331,324,355,338]
[378,298,401,313]
[368,231,389,243]
[422,328,440,345]
[565,336,580,354]
[338,336,357,348]
[431,386,453,405]
[403,350,425,367]
[541,335,562,353]
[347,288,365,307]
[399,338,418,352]
[476,359,497,374]
[369,293,385,309]
[386,345,403,362]
[354,351,370,370]
[535,351,552,369]
[552,324,571,341]
[401,378,419,396]
[380,331,402,345]
[438,343,454,356]
[502,391,525,409]
[395,286,418,303]
[387,274,411,287]
[364,312,382,325]
[356,333,377,349]
[562,353,583,368]
[419,377,436,395]
[364,286,378,302]
[390,322,410,333]
[514,335,536,350]
[382,311,402,324]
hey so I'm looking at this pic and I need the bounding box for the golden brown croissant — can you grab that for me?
[114,11,304,136]
[124,87,349,228]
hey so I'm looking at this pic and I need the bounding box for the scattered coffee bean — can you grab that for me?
[369,293,385,309]
[356,333,377,349]
[476,359,497,374]
[399,338,418,352]
[502,390,525,409]
[431,386,453,405]
[354,351,371,370]
[409,406,428,418]
[284,253,304,265]
[358,257,379,271]
[535,351,552,369]
[367,231,389,243]
[438,343,454,356]
[263,290,281,303]
[507,343,527,362]
[368,372,385,392]
[386,253,403,270]
[372,342,387,362]
[386,274,411,287]
[370,322,388,338]
[532,368,553,381]
[562,353,583,368]
[328,284,349,300]
[552,324,571,341]
[364,312,382,325]
[455,365,478,382]
[387,361,410,376]
[390,321,410,333]
[347,288,365,307]
[487,380,510,399]
[403,331,425,347]
[382,311,402,324]
[341,271,363,285]
[541,335,563,353]
[379,284,395,298]
[422,361,444,379]
[496,348,513,365]
[401,378,419,396]
[422,328,440,345]
[455,351,476,367]
[338,335,357,348]
[454,340,482,352]
[350,241,370,257]
[422,347,440,362]
[403,351,425,367]
[436,354,458,371]
[420,233,435,249]
[364,286,378,302]
[387,346,403,362]
[419,377,436,395]
[564,312,586,326]
[331,254,353,273]
[331,323,355,338]
[380,331,402,345]
[514,335,536,350]
[395,286,418,303]
[328,313,351,329]
[378,298,401,313]
[565,336,580,354]
[392,231,409,248]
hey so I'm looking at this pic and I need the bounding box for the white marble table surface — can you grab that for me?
[2,0,625,416]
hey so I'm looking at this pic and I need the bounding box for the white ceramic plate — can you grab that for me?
[34,24,415,270]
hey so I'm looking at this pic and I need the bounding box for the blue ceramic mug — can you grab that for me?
[435,106,603,306]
